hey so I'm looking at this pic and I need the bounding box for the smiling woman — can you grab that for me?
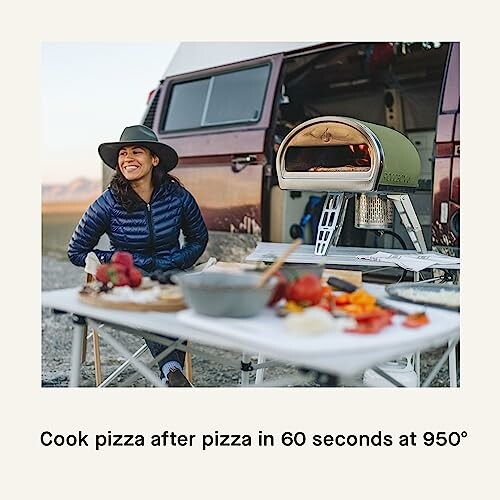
[67,124,209,386]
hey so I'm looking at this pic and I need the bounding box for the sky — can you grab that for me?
[41,42,180,184]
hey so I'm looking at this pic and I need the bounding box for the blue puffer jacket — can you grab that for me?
[68,180,208,273]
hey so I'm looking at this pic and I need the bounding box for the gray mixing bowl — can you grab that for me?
[279,263,324,282]
[173,271,278,318]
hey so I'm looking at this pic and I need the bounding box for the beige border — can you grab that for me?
[2,1,496,498]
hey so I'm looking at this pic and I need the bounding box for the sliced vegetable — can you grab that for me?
[335,293,351,306]
[355,308,394,323]
[349,288,377,308]
[403,312,430,328]
[317,296,334,312]
[345,306,394,334]
[284,301,304,313]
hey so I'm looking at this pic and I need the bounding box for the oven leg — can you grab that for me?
[388,194,427,253]
[314,192,349,256]
[70,315,86,387]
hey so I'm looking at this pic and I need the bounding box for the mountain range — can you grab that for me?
[42,177,102,202]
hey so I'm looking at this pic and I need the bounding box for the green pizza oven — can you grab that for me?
[275,116,421,193]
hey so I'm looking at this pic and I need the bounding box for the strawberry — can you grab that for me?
[111,251,134,270]
[95,263,130,286]
[95,264,112,284]
[128,267,143,288]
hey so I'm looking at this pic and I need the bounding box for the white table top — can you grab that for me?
[42,284,459,376]
[246,243,460,270]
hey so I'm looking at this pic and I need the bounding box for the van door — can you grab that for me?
[432,42,460,255]
[150,55,283,238]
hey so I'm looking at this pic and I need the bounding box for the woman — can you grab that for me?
[68,125,209,387]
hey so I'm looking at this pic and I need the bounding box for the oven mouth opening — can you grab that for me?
[283,144,371,173]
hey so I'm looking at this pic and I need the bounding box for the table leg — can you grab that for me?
[314,371,339,387]
[99,344,148,388]
[93,330,102,386]
[371,367,406,387]
[81,325,88,364]
[421,336,459,387]
[70,315,86,387]
[415,351,421,387]
[448,340,458,387]
[90,323,165,387]
[240,353,252,386]
[412,272,421,387]
[255,354,266,384]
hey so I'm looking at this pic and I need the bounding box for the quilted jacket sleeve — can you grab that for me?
[67,193,114,267]
[168,188,209,270]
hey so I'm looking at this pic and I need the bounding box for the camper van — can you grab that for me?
[113,42,460,257]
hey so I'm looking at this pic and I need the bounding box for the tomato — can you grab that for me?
[267,271,288,306]
[403,312,430,328]
[285,273,323,306]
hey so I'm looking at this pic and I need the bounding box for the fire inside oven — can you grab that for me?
[283,144,371,173]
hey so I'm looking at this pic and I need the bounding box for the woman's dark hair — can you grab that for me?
[109,149,183,212]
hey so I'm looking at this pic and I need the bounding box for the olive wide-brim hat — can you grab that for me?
[98,125,178,172]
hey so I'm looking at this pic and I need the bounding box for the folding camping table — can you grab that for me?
[246,242,460,384]
[42,283,460,388]
[245,243,460,271]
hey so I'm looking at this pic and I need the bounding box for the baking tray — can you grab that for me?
[385,283,460,311]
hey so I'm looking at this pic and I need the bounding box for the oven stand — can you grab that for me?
[387,194,427,253]
[314,192,350,256]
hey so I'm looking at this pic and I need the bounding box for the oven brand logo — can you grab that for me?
[381,171,414,184]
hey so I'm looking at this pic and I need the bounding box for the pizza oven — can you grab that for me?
[275,116,427,255]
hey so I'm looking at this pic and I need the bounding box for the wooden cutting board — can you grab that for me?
[78,284,186,312]
[79,293,186,312]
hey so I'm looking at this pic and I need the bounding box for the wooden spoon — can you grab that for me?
[256,238,303,288]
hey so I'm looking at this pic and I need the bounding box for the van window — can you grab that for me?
[163,64,270,131]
